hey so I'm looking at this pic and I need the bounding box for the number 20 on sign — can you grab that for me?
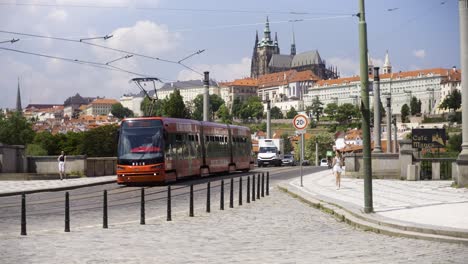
[293,114,308,130]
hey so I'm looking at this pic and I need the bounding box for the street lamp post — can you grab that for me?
[385,96,392,153]
[358,0,373,213]
[203,71,210,121]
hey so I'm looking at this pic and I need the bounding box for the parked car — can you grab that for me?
[320,159,328,167]
[282,154,296,166]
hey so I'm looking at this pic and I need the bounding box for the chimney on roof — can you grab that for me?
[453,66,457,72]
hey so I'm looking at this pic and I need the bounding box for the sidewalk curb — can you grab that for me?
[0,179,116,197]
[278,183,468,245]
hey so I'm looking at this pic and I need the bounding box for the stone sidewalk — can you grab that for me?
[0,176,116,196]
[279,169,468,244]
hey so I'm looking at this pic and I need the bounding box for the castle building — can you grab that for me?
[250,17,338,80]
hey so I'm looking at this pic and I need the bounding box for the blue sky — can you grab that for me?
[0,0,460,109]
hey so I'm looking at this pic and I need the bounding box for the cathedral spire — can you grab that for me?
[383,50,392,74]
[16,77,22,112]
[263,16,271,41]
[291,28,296,56]
[254,30,259,47]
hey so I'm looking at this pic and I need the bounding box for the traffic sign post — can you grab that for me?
[293,114,308,187]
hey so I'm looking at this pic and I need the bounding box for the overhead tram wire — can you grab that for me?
[0,46,156,78]
[0,2,353,16]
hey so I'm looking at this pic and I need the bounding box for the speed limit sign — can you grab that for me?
[293,114,308,130]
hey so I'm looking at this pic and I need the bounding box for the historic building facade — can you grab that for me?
[250,17,338,80]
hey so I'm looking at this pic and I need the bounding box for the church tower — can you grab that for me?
[382,50,392,74]
[16,77,22,112]
[250,17,280,78]
[290,29,296,56]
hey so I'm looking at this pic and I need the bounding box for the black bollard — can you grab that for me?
[257,173,261,200]
[103,190,108,228]
[64,192,70,232]
[220,180,224,210]
[140,188,145,225]
[189,184,194,217]
[21,193,26,236]
[252,174,256,201]
[239,177,243,206]
[266,171,270,196]
[261,172,265,197]
[167,185,172,221]
[229,178,234,208]
[206,182,211,213]
[247,176,250,203]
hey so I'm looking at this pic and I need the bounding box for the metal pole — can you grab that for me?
[64,192,70,232]
[252,174,256,201]
[167,186,172,221]
[189,184,194,217]
[315,138,319,166]
[206,182,211,213]
[103,190,108,228]
[140,188,145,225]
[373,67,382,153]
[267,100,271,138]
[21,193,26,236]
[203,71,210,121]
[266,172,270,196]
[239,177,243,206]
[220,180,224,210]
[300,133,304,187]
[457,0,468,186]
[257,174,261,200]
[358,0,373,213]
[247,176,251,203]
[261,172,265,197]
[229,178,234,208]
[386,96,392,153]
[393,117,398,153]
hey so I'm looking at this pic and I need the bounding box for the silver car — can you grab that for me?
[282,154,296,166]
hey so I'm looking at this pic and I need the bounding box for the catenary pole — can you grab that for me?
[203,71,210,122]
[358,0,373,213]
[457,0,468,187]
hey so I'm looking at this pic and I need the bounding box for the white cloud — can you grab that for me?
[413,49,426,59]
[104,21,181,56]
[46,9,68,22]
[177,57,251,82]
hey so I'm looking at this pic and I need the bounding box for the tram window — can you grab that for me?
[176,134,183,142]
[215,136,219,142]
[224,137,228,142]
[210,136,214,142]
[206,136,209,142]
[196,135,199,142]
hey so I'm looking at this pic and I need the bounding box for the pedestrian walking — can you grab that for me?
[57,151,66,180]
[332,150,343,190]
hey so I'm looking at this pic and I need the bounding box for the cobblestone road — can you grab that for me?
[1,188,467,264]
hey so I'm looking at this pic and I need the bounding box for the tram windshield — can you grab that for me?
[118,119,164,164]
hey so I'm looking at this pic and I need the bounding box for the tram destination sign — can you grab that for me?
[411,128,446,149]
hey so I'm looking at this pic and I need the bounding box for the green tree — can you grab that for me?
[231,97,243,119]
[281,133,293,154]
[447,133,462,153]
[336,103,360,124]
[0,112,35,145]
[304,132,335,165]
[163,89,190,118]
[270,106,283,119]
[239,96,264,121]
[217,104,232,124]
[81,125,119,157]
[410,96,421,115]
[191,94,225,121]
[324,103,339,120]
[26,144,48,156]
[308,96,324,122]
[286,107,298,119]
[401,104,410,123]
[60,132,85,155]
[33,131,60,155]
[111,103,134,119]
[141,97,166,117]
[439,90,461,112]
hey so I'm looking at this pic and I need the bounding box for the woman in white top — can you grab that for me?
[332,150,343,189]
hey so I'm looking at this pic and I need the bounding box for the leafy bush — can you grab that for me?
[26,144,48,156]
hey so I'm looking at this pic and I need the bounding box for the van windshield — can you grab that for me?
[259,147,277,153]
